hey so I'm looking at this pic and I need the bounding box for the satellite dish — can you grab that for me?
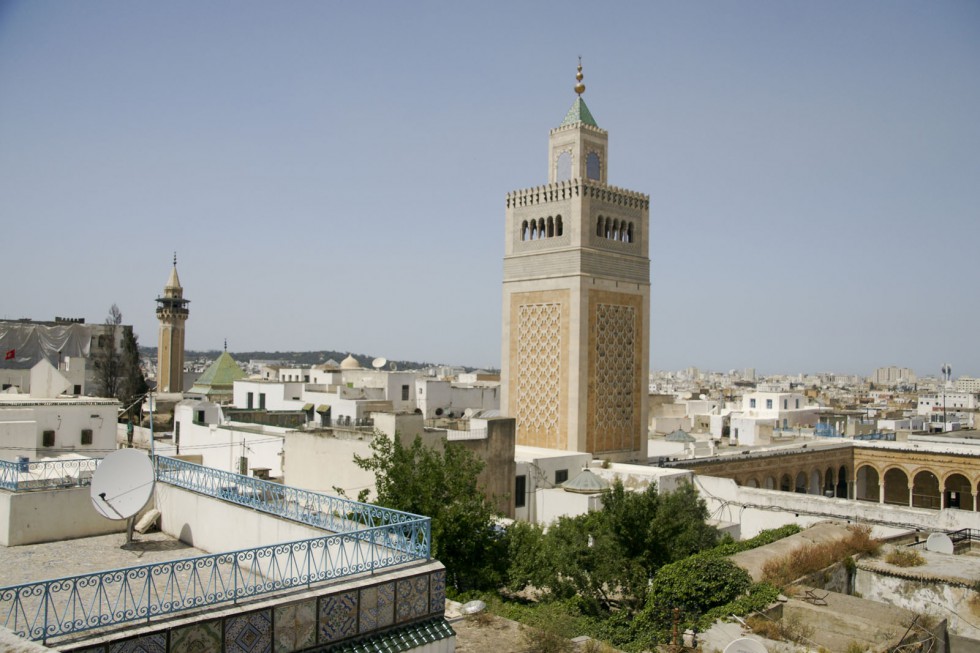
[388,361,397,371]
[91,449,155,521]
[723,638,768,653]
[372,357,387,370]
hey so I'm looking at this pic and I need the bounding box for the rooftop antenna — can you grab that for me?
[90,449,155,545]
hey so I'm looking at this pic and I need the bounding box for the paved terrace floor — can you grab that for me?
[0,531,207,587]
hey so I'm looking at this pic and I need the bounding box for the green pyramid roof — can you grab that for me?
[560,97,598,127]
[666,429,695,443]
[561,468,609,494]
[188,351,245,393]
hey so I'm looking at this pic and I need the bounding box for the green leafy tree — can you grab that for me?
[507,480,720,613]
[352,433,507,593]
[636,556,752,646]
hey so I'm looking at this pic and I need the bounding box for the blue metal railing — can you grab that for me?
[814,423,841,438]
[0,457,98,492]
[853,432,895,441]
[1,456,431,642]
[1,529,423,641]
[155,457,428,538]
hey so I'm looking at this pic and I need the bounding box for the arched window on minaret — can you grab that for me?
[612,219,620,241]
[547,217,554,238]
[586,152,601,181]
[604,217,611,239]
[538,218,546,239]
[626,222,634,243]
[556,215,563,236]
[521,220,529,241]
[596,216,604,237]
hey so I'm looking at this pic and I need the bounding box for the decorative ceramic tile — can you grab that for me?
[109,633,166,653]
[429,569,446,614]
[359,581,395,633]
[319,590,358,643]
[74,645,107,653]
[171,619,222,653]
[274,599,317,652]
[395,574,429,623]
[225,609,272,653]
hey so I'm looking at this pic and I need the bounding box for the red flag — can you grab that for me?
[4,349,14,360]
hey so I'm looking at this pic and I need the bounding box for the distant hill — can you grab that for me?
[139,347,495,374]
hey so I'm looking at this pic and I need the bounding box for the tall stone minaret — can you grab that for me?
[156,254,190,393]
[501,61,650,461]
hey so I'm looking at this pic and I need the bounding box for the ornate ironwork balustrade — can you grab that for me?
[1,527,425,642]
[0,457,98,492]
[154,457,429,543]
[1,456,431,642]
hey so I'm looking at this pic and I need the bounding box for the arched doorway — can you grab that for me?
[795,472,808,493]
[883,468,909,505]
[944,473,973,510]
[810,470,822,495]
[855,465,880,502]
[912,471,941,509]
[824,468,835,496]
[765,476,776,490]
[745,478,759,488]
[780,474,792,492]
[836,465,848,498]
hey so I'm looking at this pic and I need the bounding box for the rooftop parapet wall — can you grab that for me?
[506,180,649,210]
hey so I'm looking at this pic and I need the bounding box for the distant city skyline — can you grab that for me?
[2,2,978,376]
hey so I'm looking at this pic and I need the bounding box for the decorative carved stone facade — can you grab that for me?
[501,67,649,461]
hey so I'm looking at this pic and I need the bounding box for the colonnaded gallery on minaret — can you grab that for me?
[501,63,650,462]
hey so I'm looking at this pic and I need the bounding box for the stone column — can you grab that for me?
[908,484,914,508]
[879,483,885,504]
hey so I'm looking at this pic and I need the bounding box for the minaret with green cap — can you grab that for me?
[501,60,651,465]
[548,58,608,184]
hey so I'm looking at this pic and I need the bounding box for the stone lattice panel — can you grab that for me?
[589,299,641,454]
[516,302,563,448]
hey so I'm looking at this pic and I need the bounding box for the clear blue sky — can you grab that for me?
[2,1,978,377]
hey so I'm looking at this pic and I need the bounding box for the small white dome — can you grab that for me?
[340,354,361,370]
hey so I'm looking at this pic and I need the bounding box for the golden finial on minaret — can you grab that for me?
[575,56,585,96]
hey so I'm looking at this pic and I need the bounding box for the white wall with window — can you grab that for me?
[173,401,286,478]
[0,397,118,461]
